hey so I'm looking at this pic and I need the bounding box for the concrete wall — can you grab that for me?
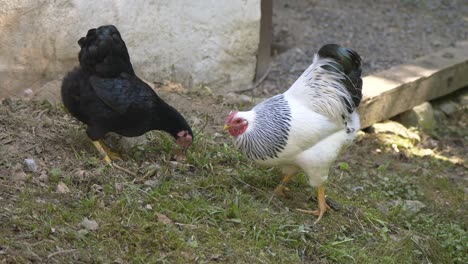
[0,0,261,98]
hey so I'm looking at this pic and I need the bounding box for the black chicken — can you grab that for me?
[61,25,193,164]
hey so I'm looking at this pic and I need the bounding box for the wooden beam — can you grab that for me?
[255,0,272,82]
[358,40,468,128]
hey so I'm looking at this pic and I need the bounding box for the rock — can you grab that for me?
[155,212,173,225]
[56,181,70,193]
[24,158,38,172]
[144,180,159,188]
[73,169,88,180]
[434,100,459,116]
[433,109,446,122]
[119,135,149,151]
[23,89,34,99]
[10,163,28,183]
[168,161,180,169]
[91,184,103,193]
[115,183,124,193]
[0,1,261,97]
[395,102,434,131]
[352,186,364,192]
[39,171,49,183]
[368,121,420,142]
[33,80,62,106]
[81,217,99,231]
[457,91,468,108]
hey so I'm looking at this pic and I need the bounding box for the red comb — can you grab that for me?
[226,111,238,123]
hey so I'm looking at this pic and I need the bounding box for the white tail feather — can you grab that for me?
[285,54,356,122]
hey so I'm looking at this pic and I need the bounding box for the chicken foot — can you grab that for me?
[92,140,137,177]
[92,141,113,164]
[296,185,331,223]
[274,174,295,197]
[98,140,122,161]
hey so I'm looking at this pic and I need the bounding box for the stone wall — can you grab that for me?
[0,0,261,98]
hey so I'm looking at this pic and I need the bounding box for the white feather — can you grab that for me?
[230,48,361,188]
[284,54,355,122]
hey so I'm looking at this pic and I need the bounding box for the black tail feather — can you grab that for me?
[318,44,363,112]
[78,25,135,78]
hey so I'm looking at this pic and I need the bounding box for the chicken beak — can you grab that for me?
[223,125,231,131]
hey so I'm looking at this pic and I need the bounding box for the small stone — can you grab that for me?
[457,91,468,107]
[145,204,153,210]
[56,181,70,193]
[391,143,400,153]
[39,171,49,183]
[155,212,173,224]
[33,80,62,106]
[115,182,123,193]
[144,180,159,188]
[352,186,364,192]
[119,135,149,151]
[10,163,28,183]
[396,102,434,131]
[434,100,459,116]
[23,88,34,99]
[368,121,420,143]
[91,184,103,193]
[81,217,99,230]
[168,161,180,169]
[73,169,88,180]
[113,258,124,264]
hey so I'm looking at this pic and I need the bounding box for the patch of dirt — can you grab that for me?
[255,0,468,96]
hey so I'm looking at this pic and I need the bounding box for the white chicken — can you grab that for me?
[224,44,363,223]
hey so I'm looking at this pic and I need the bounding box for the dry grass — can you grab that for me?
[0,97,466,263]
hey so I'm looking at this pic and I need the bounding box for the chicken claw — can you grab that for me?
[274,174,295,197]
[296,185,331,223]
[274,184,290,197]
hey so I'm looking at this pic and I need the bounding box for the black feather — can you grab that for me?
[61,25,193,142]
[318,44,363,112]
[78,25,135,77]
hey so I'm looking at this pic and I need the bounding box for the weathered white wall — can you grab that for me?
[0,0,261,98]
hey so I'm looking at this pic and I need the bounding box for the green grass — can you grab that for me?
[0,101,466,263]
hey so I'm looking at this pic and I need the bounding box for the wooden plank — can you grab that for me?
[255,0,273,82]
[358,40,468,128]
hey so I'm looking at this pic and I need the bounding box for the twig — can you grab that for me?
[194,114,209,140]
[232,64,272,94]
[47,249,76,259]
[112,162,137,177]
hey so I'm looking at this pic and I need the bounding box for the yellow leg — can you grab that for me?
[274,174,295,197]
[296,185,331,223]
[92,141,112,164]
[98,140,121,161]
